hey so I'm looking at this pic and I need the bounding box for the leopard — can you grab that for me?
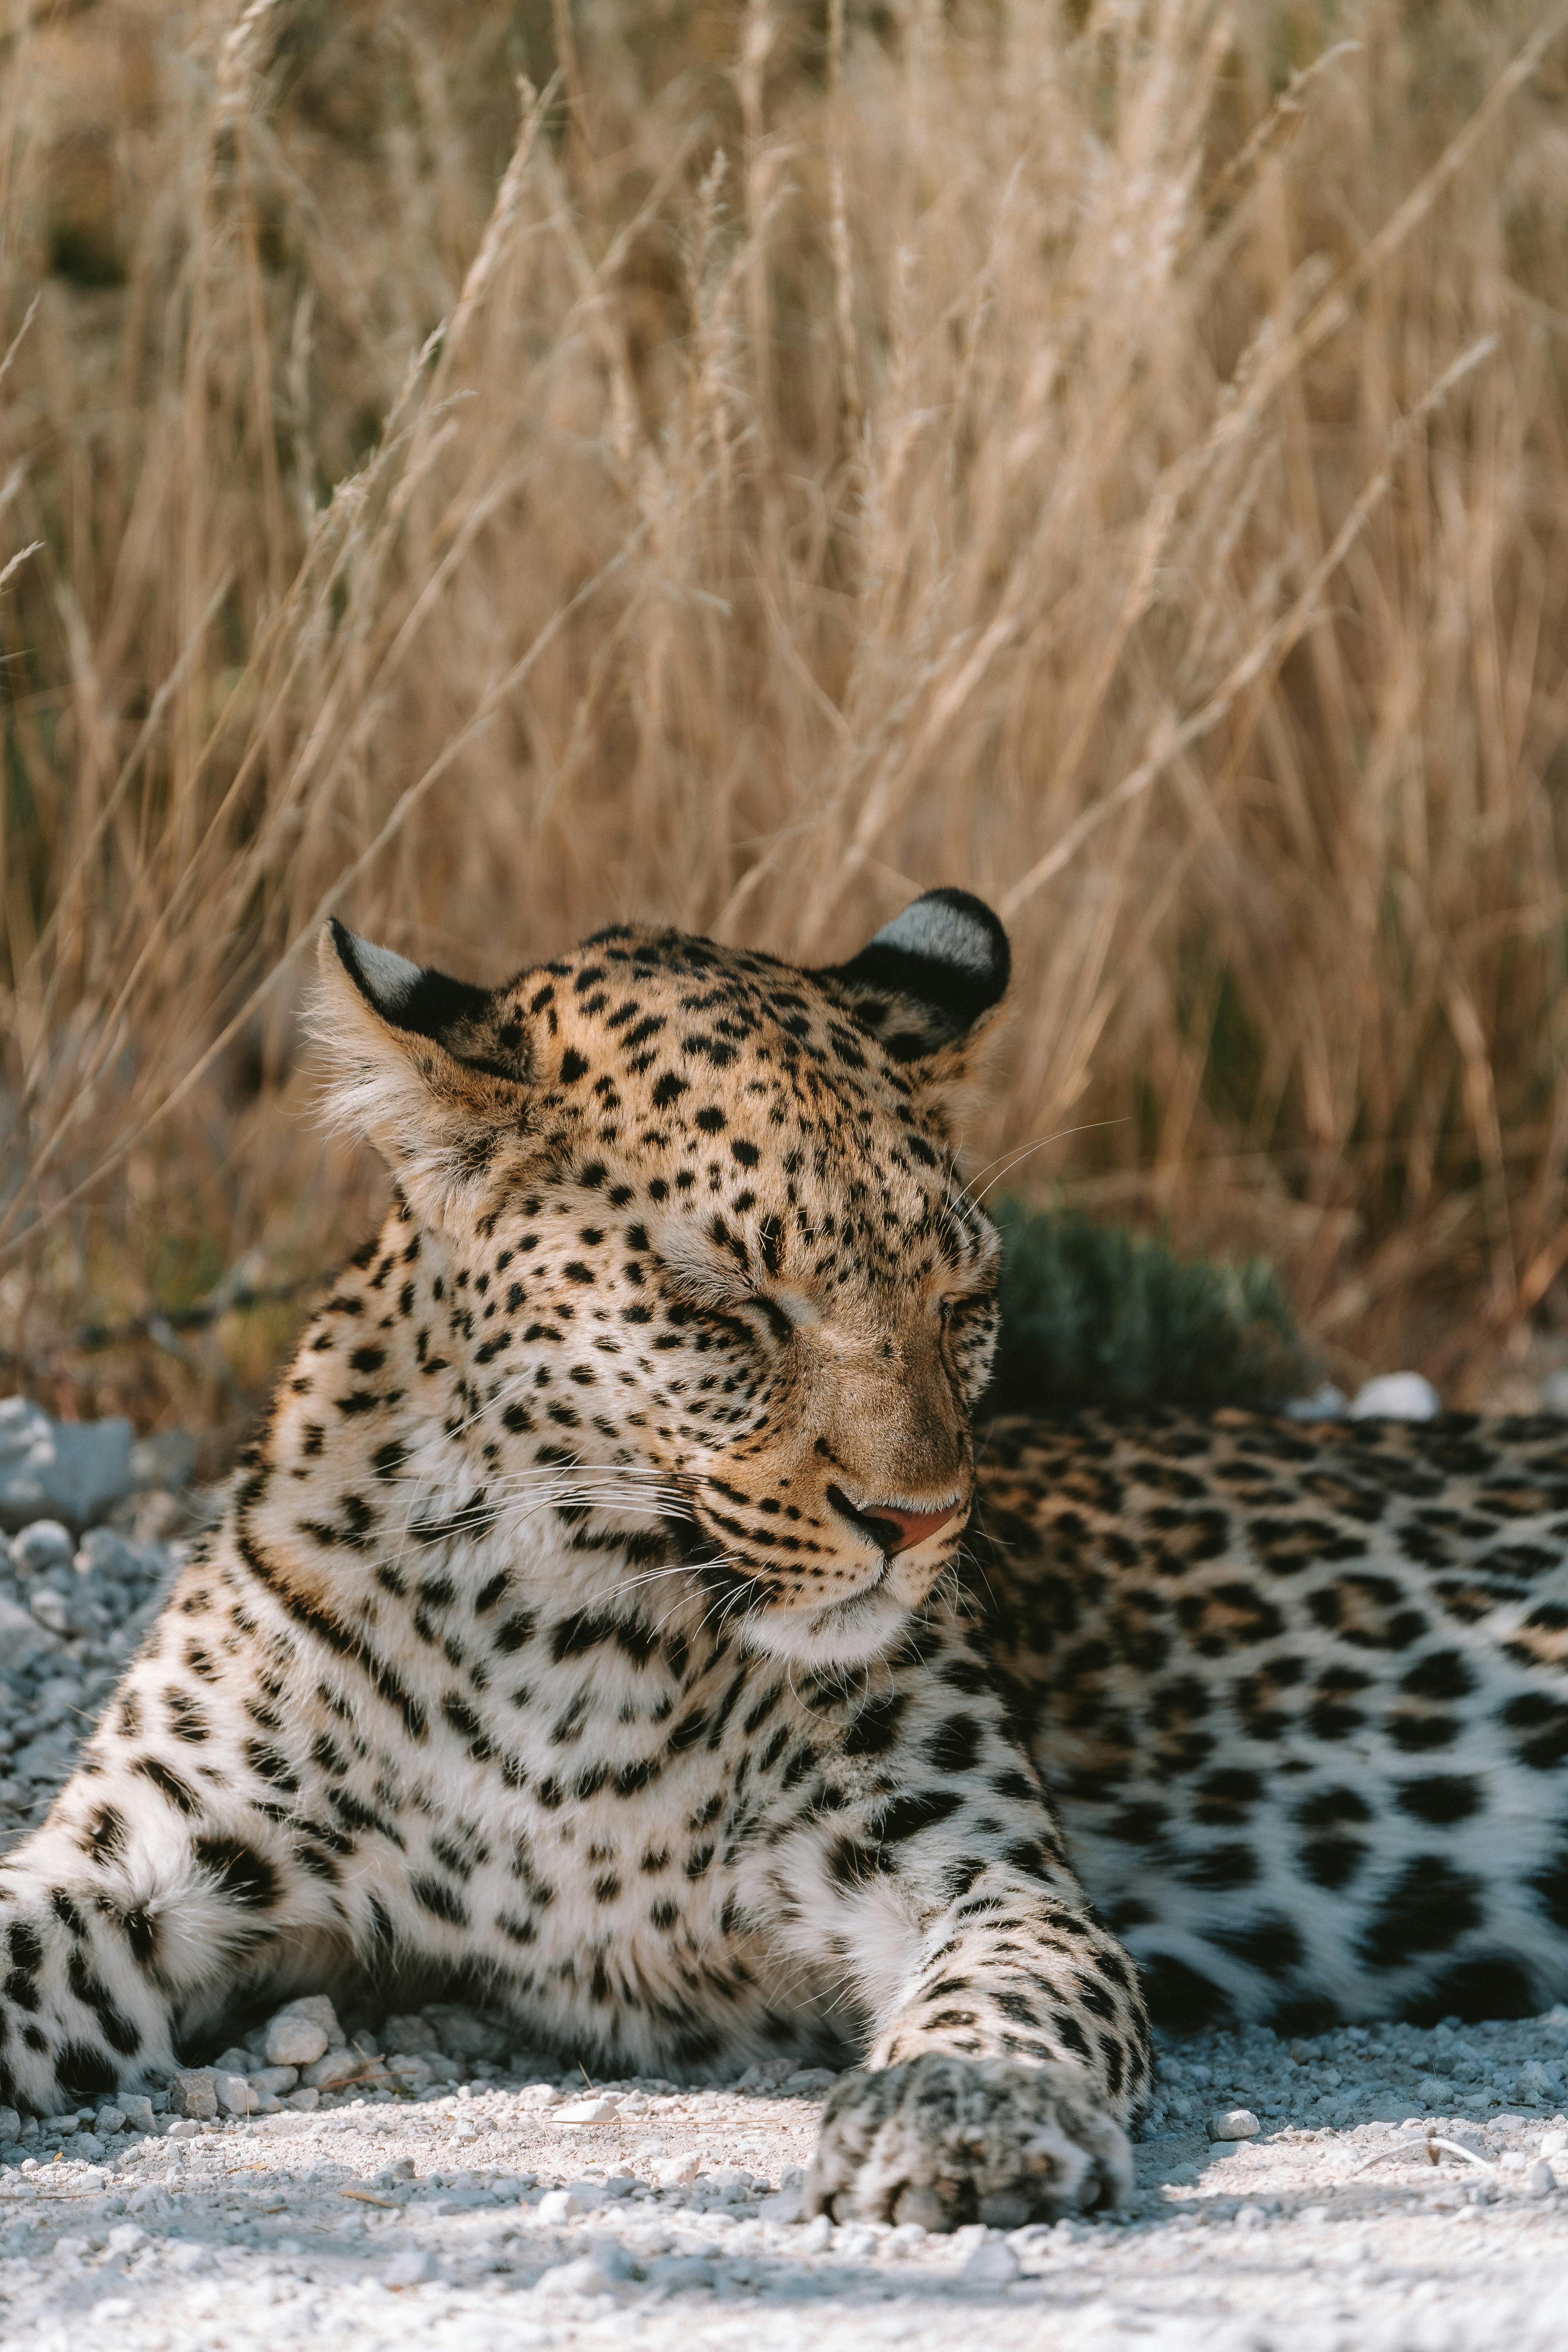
[2,886,1566,2234]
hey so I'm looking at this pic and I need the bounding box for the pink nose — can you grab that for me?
[865,1499,962,1555]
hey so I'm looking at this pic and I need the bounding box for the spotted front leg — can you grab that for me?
[774,1650,1152,2232]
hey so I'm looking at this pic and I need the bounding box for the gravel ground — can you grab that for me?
[3,1473,1568,2347]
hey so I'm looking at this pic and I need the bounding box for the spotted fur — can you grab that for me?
[0,893,1564,2230]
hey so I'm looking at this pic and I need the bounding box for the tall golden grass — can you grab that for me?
[3,0,1568,1443]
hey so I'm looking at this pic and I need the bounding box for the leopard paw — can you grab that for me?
[801,2053,1132,2230]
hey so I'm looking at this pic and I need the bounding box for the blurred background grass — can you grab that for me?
[3,0,1568,1457]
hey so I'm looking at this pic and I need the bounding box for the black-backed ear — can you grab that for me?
[822,888,1011,1062]
[313,922,534,1227]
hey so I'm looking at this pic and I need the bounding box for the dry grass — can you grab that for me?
[4,0,1568,1446]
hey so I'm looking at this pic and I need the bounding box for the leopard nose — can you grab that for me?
[863,1498,962,1555]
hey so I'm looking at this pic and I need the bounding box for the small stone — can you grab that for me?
[705,2164,755,2199]
[0,1401,134,1535]
[283,2087,320,2112]
[1208,2108,1261,2141]
[0,1594,60,1670]
[783,2068,838,2095]
[961,2235,1021,2287]
[71,2133,104,2161]
[1283,1383,1348,1421]
[129,1430,198,1492]
[170,2069,217,2121]
[105,2223,149,2257]
[652,2254,720,2290]
[0,2108,20,2144]
[1349,1372,1440,1421]
[757,2187,803,2222]
[248,2066,299,2097]
[799,2214,833,2252]
[13,1519,75,1573]
[420,2003,510,2063]
[27,1587,74,1637]
[379,2014,433,2056]
[301,2047,366,2090]
[553,2094,622,2123]
[1416,2076,1455,2108]
[383,2249,436,2287]
[652,2152,701,2186]
[1517,2062,1564,2103]
[263,1995,339,2068]
[536,2184,603,2223]
[1525,2160,1555,2197]
[164,2118,201,2140]
[118,2096,155,2136]
[386,2055,434,2089]
[214,2071,256,2117]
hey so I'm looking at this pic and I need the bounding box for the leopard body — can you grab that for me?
[1,891,1564,2227]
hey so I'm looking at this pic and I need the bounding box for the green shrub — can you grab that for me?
[983,1198,1313,1420]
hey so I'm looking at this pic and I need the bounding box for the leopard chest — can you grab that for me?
[312,1580,821,2053]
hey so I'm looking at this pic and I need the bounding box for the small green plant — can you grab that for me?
[982,1197,1313,1419]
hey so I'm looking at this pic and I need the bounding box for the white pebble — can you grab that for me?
[1283,1383,1348,1421]
[961,2235,1021,2285]
[1349,1372,1441,1420]
[263,1995,340,2068]
[1207,2108,1260,2141]
[382,2249,435,2287]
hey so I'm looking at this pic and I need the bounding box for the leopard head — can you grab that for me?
[313,891,1010,1664]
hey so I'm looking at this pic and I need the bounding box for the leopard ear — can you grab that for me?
[822,889,1011,1063]
[312,920,533,1227]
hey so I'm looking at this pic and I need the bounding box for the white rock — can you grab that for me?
[164,2118,201,2140]
[214,2071,257,2117]
[13,1520,75,1573]
[1350,1372,1441,1421]
[263,1995,339,2068]
[0,2107,20,2144]
[1283,1383,1348,1421]
[283,2086,320,2112]
[961,2235,1021,2286]
[249,2066,299,2097]
[1416,2076,1455,2107]
[383,2250,436,2287]
[301,2046,365,2090]
[118,2096,155,2136]
[0,1400,134,1534]
[536,2184,604,2222]
[1525,2160,1555,2197]
[537,2243,634,2296]
[1207,2108,1260,2141]
[652,2152,701,2186]
[105,2223,148,2257]
[554,2094,623,2123]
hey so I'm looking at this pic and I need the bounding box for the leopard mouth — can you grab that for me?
[824,1485,907,1557]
